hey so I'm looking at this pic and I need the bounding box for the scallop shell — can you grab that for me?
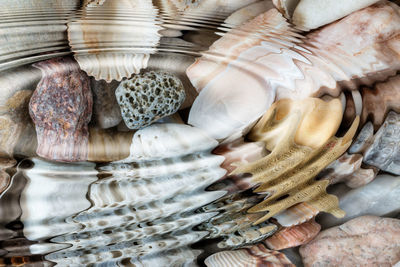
[16,123,227,265]
[318,174,400,228]
[0,1,79,71]
[67,0,161,82]
[204,244,295,267]
[231,98,359,225]
[264,219,321,250]
[187,2,400,140]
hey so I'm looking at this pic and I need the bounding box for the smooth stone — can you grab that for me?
[91,78,122,129]
[300,216,400,267]
[363,111,400,175]
[318,174,400,228]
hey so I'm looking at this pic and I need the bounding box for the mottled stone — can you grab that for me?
[91,78,122,129]
[363,111,400,175]
[29,57,93,162]
[116,71,185,129]
[300,216,400,267]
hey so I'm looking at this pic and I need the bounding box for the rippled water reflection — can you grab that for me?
[1,1,400,266]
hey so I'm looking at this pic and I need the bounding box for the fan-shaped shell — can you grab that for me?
[67,0,161,82]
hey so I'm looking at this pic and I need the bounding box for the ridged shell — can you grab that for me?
[15,123,227,265]
[205,244,295,267]
[273,203,320,228]
[187,2,400,140]
[264,219,321,250]
[231,98,359,225]
[0,1,79,71]
[67,0,161,82]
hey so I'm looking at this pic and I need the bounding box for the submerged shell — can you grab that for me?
[265,219,321,250]
[205,244,295,267]
[231,98,359,225]
[187,2,400,140]
[67,0,161,82]
[116,71,185,129]
[29,57,93,162]
[17,123,227,266]
[0,1,79,71]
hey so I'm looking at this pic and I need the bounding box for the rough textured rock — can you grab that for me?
[116,71,185,130]
[300,216,400,267]
[29,57,93,162]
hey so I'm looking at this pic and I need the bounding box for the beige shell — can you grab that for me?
[67,0,161,82]
[224,1,275,28]
[231,98,359,225]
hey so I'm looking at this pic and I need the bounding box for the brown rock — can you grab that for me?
[29,57,92,162]
[300,216,400,267]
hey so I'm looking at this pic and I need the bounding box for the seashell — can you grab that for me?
[292,0,380,30]
[187,2,400,140]
[300,216,400,267]
[363,111,400,175]
[148,52,198,109]
[214,138,269,175]
[204,244,295,267]
[67,0,161,82]
[116,71,186,130]
[0,1,79,71]
[26,123,226,265]
[272,0,300,18]
[90,78,122,129]
[319,153,377,188]
[264,219,321,250]
[360,75,400,129]
[273,203,320,228]
[29,57,93,162]
[87,127,134,162]
[231,98,359,225]
[318,174,400,228]
[224,1,275,28]
[20,158,98,242]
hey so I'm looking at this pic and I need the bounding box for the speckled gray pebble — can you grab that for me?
[116,71,185,130]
